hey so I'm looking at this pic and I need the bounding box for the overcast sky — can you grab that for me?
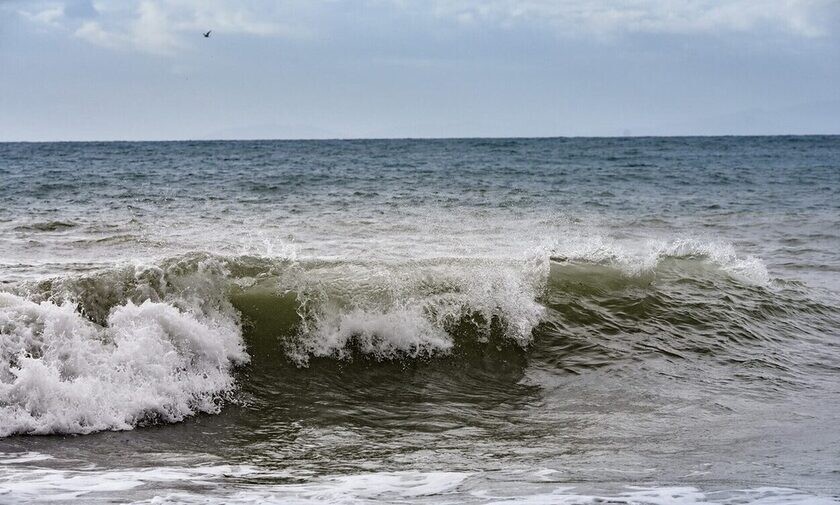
[1,0,839,141]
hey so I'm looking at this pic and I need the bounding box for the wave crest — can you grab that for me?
[550,236,770,285]
[0,292,247,436]
[253,257,548,365]
[0,239,788,436]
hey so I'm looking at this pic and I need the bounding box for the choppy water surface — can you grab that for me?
[1,137,839,504]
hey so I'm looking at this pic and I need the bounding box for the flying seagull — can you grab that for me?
[203,30,212,38]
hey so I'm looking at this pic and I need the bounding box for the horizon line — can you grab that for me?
[3,133,840,144]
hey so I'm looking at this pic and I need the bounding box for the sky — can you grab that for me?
[1,0,839,141]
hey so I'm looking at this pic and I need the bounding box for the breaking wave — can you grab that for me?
[0,294,247,437]
[2,238,826,437]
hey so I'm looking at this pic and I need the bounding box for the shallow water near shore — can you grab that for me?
[1,137,839,503]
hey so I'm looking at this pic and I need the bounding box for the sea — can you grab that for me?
[1,136,839,504]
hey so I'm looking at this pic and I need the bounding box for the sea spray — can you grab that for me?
[0,293,247,436]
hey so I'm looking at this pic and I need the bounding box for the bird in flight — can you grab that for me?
[203,30,212,38]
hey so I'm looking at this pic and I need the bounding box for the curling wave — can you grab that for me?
[2,238,831,437]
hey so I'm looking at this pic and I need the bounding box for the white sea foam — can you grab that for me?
[476,485,839,505]
[218,483,835,505]
[0,452,53,464]
[0,292,248,436]
[658,238,770,285]
[137,470,471,504]
[2,464,824,505]
[298,305,454,360]
[0,460,259,503]
[283,258,548,364]
[550,234,770,285]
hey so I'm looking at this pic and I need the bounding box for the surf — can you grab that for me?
[1,237,836,437]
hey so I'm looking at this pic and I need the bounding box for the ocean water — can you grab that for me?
[1,136,839,504]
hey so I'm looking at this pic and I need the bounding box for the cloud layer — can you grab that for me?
[13,0,840,55]
[16,0,313,55]
[421,0,838,36]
